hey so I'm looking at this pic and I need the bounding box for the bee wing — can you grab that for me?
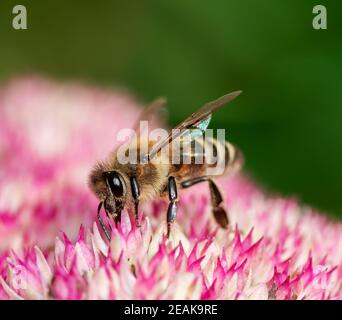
[133,97,168,134]
[146,90,242,161]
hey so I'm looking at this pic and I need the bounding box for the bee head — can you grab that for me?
[103,171,126,215]
[88,165,127,216]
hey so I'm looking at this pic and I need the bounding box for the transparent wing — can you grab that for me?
[146,90,242,161]
[116,97,168,161]
[132,97,168,134]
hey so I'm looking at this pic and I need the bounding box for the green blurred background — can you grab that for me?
[0,0,341,218]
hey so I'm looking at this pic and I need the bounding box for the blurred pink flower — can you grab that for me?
[0,76,341,300]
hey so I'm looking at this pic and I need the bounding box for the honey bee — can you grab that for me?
[89,91,243,240]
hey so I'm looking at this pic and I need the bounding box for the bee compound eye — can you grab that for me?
[106,171,124,197]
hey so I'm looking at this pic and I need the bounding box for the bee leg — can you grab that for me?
[130,176,140,227]
[181,176,209,188]
[181,177,229,228]
[167,176,178,238]
[104,198,114,232]
[97,202,111,241]
[208,180,229,228]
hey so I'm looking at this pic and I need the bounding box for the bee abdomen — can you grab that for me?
[224,141,244,173]
[170,137,243,181]
[204,138,243,175]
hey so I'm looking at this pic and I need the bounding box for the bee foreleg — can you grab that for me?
[97,202,111,241]
[167,176,178,238]
[130,176,140,227]
[181,177,229,228]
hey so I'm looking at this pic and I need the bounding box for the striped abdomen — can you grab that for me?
[169,137,243,182]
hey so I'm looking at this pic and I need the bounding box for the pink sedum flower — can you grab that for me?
[0,76,341,300]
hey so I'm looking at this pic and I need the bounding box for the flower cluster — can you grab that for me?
[0,77,341,299]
